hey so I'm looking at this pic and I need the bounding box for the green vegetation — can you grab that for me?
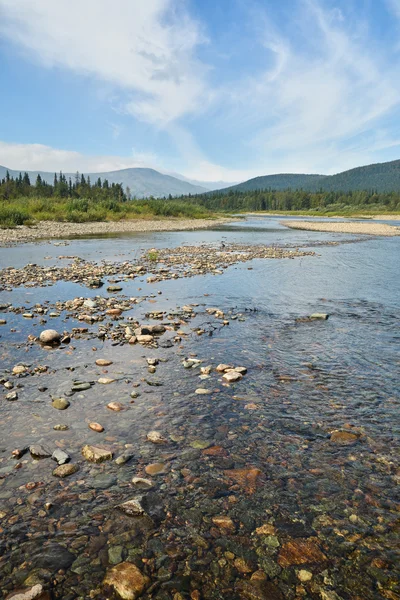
[0,170,212,228]
[147,251,159,262]
[1,168,399,228]
[221,159,400,194]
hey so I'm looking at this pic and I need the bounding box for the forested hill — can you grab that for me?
[220,159,400,193]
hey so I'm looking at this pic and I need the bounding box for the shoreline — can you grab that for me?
[244,211,400,220]
[0,216,233,246]
[282,220,400,236]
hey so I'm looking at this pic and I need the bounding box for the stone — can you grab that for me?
[136,334,154,344]
[212,515,235,532]
[103,562,150,600]
[116,497,145,516]
[81,445,112,463]
[329,430,360,445]
[5,584,46,600]
[195,388,212,394]
[53,464,79,478]
[131,477,153,489]
[145,462,166,476]
[107,285,123,292]
[298,569,313,582]
[98,377,115,384]
[52,398,70,410]
[52,449,70,465]
[96,359,113,366]
[34,543,74,571]
[216,364,232,372]
[89,422,104,433]
[108,546,124,565]
[225,467,262,494]
[6,391,18,401]
[53,424,69,431]
[278,537,327,567]
[310,313,329,320]
[146,430,167,444]
[107,401,125,411]
[29,445,52,459]
[39,329,61,344]
[115,452,133,465]
[235,580,283,600]
[71,382,92,391]
[222,371,243,382]
[12,365,27,375]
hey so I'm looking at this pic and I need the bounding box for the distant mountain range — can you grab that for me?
[1,158,400,198]
[0,166,210,198]
[219,159,400,194]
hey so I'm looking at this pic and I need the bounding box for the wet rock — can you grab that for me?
[103,562,150,600]
[297,569,313,582]
[222,371,243,383]
[52,449,70,465]
[98,377,115,384]
[216,364,232,372]
[52,397,70,410]
[35,544,74,571]
[145,462,166,476]
[71,382,92,391]
[29,445,52,459]
[89,422,104,433]
[116,497,145,516]
[146,431,167,444]
[115,452,133,465]
[53,464,79,478]
[310,313,329,320]
[131,477,153,489]
[108,401,125,411]
[82,444,112,463]
[108,546,124,565]
[195,388,212,395]
[96,358,113,366]
[277,537,327,567]
[12,365,27,375]
[235,580,283,600]
[5,584,47,600]
[6,390,18,401]
[92,474,117,489]
[53,424,69,431]
[136,334,154,344]
[224,468,262,494]
[329,430,360,445]
[107,285,123,292]
[212,515,236,532]
[39,329,61,344]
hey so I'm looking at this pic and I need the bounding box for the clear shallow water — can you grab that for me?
[0,217,399,600]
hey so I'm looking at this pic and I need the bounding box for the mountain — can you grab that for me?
[218,159,400,194]
[0,166,208,198]
[169,173,238,191]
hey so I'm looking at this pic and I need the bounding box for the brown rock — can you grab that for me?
[235,580,283,600]
[82,445,112,463]
[53,464,79,478]
[96,359,113,366]
[329,430,360,445]
[278,537,327,567]
[145,462,166,476]
[202,445,228,457]
[107,401,125,412]
[103,562,150,600]
[225,467,262,494]
[89,422,104,433]
[212,515,236,532]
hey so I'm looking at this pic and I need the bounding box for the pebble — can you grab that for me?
[116,497,145,516]
[131,477,153,489]
[195,388,212,394]
[98,377,115,384]
[107,401,125,411]
[52,449,70,465]
[115,452,133,465]
[12,365,27,375]
[39,329,61,344]
[6,391,18,401]
[145,462,166,476]
[222,371,243,382]
[146,430,167,444]
[53,424,69,431]
[95,359,113,366]
[89,422,104,433]
[103,562,150,600]
[29,445,52,459]
[81,444,112,463]
[52,397,70,410]
[53,464,79,478]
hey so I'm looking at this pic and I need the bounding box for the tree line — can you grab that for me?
[0,170,126,202]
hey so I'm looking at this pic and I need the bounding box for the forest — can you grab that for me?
[0,170,399,227]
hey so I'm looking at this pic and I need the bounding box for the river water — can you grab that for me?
[0,216,399,600]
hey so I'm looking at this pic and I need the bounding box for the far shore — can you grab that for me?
[0,217,233,247]
[282,220,400,236]
[244,211,400,220]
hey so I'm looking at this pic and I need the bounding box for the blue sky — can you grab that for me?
[0,0,399,183]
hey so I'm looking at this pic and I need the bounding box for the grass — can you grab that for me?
[0,197,215,228]
[147,251,159,262]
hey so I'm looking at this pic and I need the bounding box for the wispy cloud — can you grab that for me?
[0,141,159,173]
[0,0,210,126]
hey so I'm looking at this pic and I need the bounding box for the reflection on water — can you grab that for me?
[0,217,399,600]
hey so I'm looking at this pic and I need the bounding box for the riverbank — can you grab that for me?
[0,216,232,246]
[283,220,400,236]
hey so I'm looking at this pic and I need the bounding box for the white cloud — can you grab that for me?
[0,0,210,125]
[0,141,159,173]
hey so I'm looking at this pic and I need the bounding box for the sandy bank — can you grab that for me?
[0,217,232,246]
[282,220,400,236]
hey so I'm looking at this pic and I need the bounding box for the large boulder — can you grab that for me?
[39,330,61,345]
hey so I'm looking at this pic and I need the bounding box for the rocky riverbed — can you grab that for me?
[0,228,399,600]
[0,218,234,247]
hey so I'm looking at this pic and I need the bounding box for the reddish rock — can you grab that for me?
[89,422,104,433]
[235,580,283,600]
[107,402,125,412]
[224,467,262,494]
[202,445,228,457]
[278,537,327,567]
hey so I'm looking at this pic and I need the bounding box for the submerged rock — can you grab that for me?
[329,429,360,445]
[103,562,150,600]
[52,398,70,410]
[146,430,167,444]
[278,537,327,567]
[115,452,133,465]
[82,444,112,463]
[52,449,70,465]
[29,445,52,459]
[116,497,145,516]
[5,584,48,600]
[53,464,79,478]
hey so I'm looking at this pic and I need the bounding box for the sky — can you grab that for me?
[0,0,400,183]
